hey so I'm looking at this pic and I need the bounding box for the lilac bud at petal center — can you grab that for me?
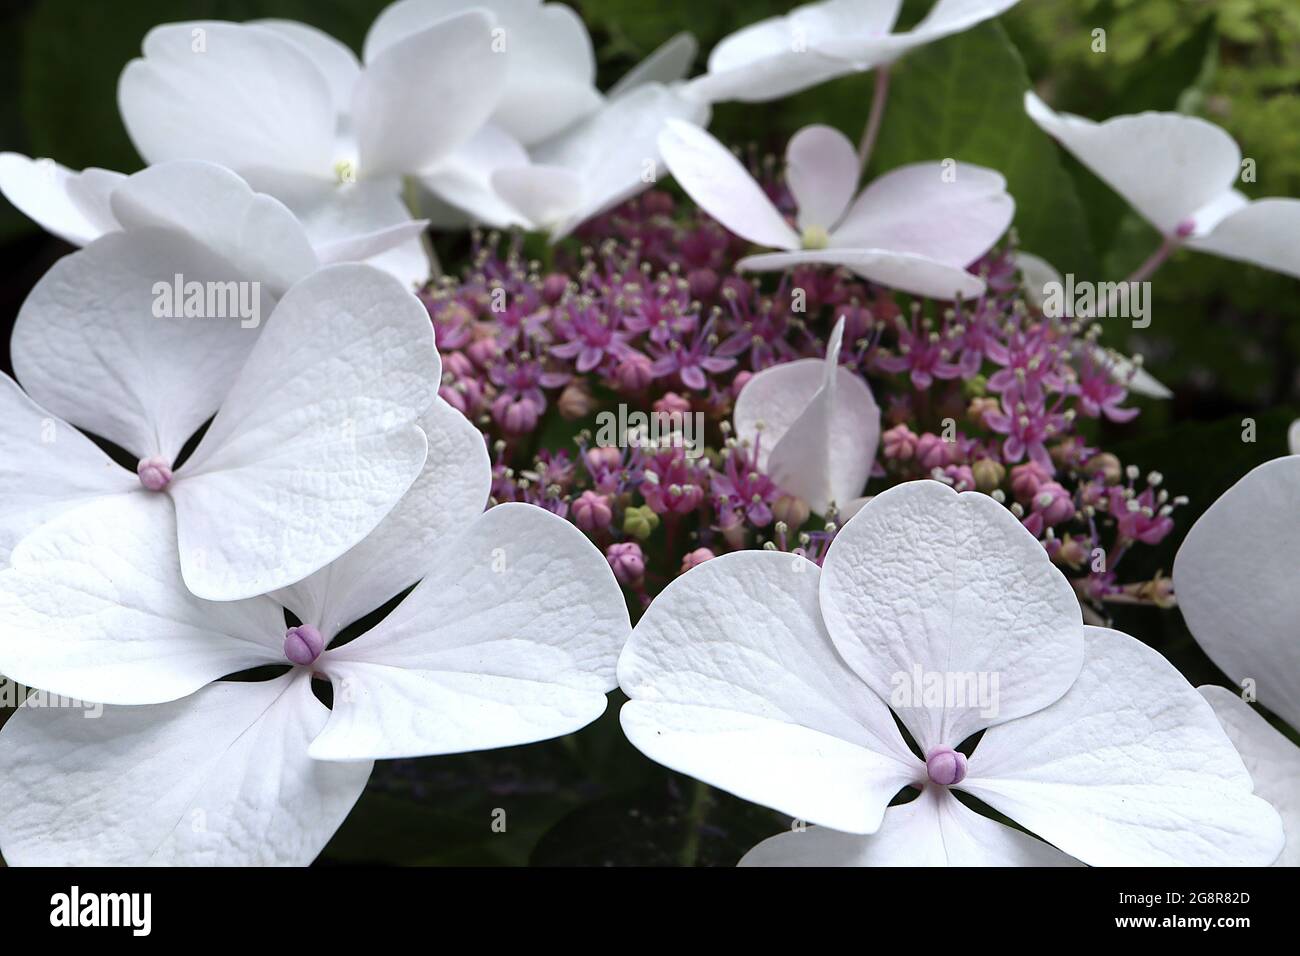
[925,747,968,787]
[137,456,174,492]
[284,624,325,666]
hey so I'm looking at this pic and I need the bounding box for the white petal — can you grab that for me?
[118,21,335,183]
[490,165,585,232]
[109,160,319,295]
[12,229,267,463]
[739,248,986,302]
[786,125,859,231]
[289,178,431,287]
[311,219,431,266]
[0,672,371,866]
[962,626,1285,866]
[533,85,711,238]
[0,375,137,564]
[692,0,899,103]
[1200,686,1299,867]
[1014,250,1061,309]
[1092,345,1173,399]
[1173,455,1300,731]
[1187,198,1300,280]
[354,12,507,179]
[818,0,1022,68]
[819,480,1084,753]
[609,32,699,98]
[365,0,601,146]
[619,549,921,834]
[1025,92,1240,236]
[171,264,437,601]
[253,19,361,114]
[740,787,1080,866]
[1290,420,1300,456]
[832,161,1014,267]
[733,316,880,515]
[0,153,123,246]
[658,118,797,249]
[277,397,490,639]
[310,503,628,760]
[418,123,532,228]
[0,493,285,705]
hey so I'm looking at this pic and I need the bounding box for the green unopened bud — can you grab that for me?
[971,458,1006,494]
[963,374,988,399]
[623,505,661,541]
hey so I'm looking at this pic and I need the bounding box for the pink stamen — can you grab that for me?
[136,456,173,492]
[284,625,324,666]
[926,747,968,787]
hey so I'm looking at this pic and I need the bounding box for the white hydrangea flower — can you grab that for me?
[687,0,1021,104]
[733,316,880,517]
[2,261,437,600]
[489,84,709,239]
[365,2,709,237]
[0,402,631,865]
[0,155,424,265]
[1026,93,1300,281]
[365,0,604,147]
[116,13,510,285]
[619,479,1284,866]
[1174,455,1300,866]
[657,121,1013,300]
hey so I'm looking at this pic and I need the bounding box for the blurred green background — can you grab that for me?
[0,0,1296,864]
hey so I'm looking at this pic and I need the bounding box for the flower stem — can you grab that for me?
[857,66,892,172]
[679,778,711,867]
[1124,235,1183,284]
[403,175,442,280]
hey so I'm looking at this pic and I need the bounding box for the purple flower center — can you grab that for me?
[925,747,968,786]
[284,624,324,666]
[136,456,174,492]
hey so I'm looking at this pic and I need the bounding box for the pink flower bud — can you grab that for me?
[680,547,715,574]
[916,433,950,471]
[541,273,569,304]
[882,424,918,461]
[606,541,645,587]
[614,354,654,391]
[1010,461,1052,503]
[573,491,613,533]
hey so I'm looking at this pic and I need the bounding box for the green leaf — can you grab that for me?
[870,20,1097,277]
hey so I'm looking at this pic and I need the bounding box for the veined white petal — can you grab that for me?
[740,786,1080,866]
[819,480,1084,753]
[1174,455,1300,732]
[0,671,371,866]
[963,626,1285,866]
[172,264,437,601]
[619,549,921,834]
[310,503,628,760]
